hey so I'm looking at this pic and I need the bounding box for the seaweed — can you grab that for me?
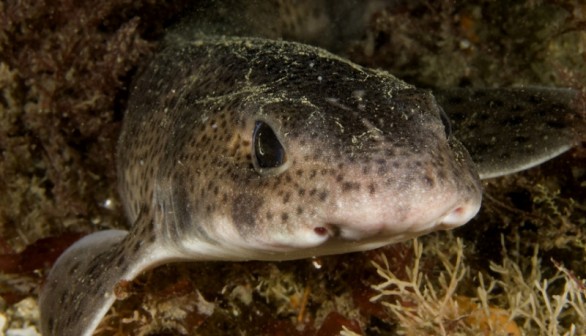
[0,0,188,332]
[371,236,585,335]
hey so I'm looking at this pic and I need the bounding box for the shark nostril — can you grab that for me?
[452,207,464,216]
[441,202,480,227]
[314,227,328,236]
[314,224,342,237]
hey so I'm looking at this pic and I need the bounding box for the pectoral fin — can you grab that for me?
[39,212,171,336]
[436,87,580,179]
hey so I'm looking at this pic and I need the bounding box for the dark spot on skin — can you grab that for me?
[342,182,360,192]
[283,192,291,204]
[297,206,303,215]
[368,183,377,195]
[423,175,435,188]
[336,174,344,182]
[281,213,289,222]
[267,211,273,220]
[309,188,317,196]
[298,188,305,196]
[318,191,328,201]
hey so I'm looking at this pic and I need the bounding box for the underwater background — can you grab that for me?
[0,0,585,335]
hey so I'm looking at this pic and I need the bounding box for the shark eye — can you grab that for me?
[253,121,286,171]
[439,107,452,138]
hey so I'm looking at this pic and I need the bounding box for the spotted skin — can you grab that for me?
[38,2,579,336]
[39,35,482,336]
[117,36,483,254]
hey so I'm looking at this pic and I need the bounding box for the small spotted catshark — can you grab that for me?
[39,1,578,335]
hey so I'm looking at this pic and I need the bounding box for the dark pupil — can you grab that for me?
[439,108,452,138]
[253,121,286,168]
